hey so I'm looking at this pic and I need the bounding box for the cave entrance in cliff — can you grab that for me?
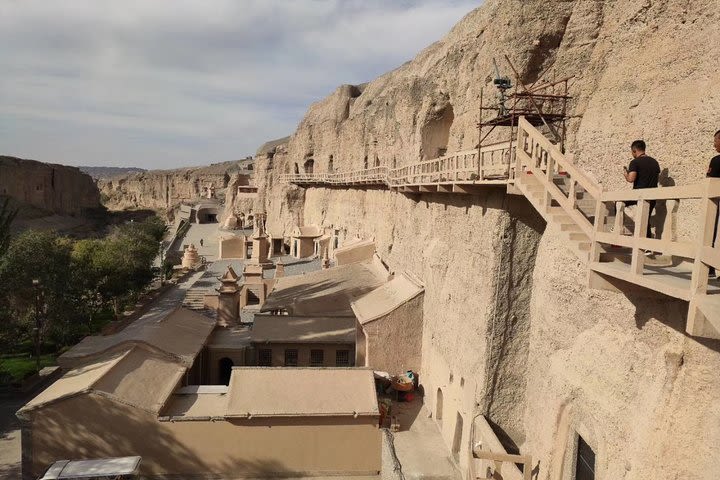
[436,388,443,424]
[452,412,463,461]
[575,436,595,480]
[421,103,454,160]
[304,159,315,174]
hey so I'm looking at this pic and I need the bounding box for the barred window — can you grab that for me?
[258,349,272,367]
[310,349,324,367]
[284,349,299,367]
[335,350,350,367]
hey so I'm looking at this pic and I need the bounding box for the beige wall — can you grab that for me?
[218,236,247,259]
[362,294,423,375]
[252,342,355,367]
[336,242,375,266]
[26,395,381,478]
[292,238,315,258]
[356,321,367,367]
[207,347,249,384]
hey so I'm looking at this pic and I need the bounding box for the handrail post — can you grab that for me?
[691,179,716,296]
[589,200,608,263]
[630,200,650,275]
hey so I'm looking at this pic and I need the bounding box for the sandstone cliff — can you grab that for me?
[98,160,249,213]
[0,155,100,217]
[255,1,720,479]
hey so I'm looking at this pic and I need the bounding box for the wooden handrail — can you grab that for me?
[518,117,601,198]
[281,141,514,187]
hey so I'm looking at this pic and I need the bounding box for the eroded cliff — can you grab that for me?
[98,160,249,213]
[0,155,100,216]
[256,1,720,479]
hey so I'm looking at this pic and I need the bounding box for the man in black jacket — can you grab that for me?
[621,140,660,240]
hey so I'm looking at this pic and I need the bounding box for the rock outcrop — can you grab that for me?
[0,155,100,216]
[254,1,720,479]
[98,160,246,212]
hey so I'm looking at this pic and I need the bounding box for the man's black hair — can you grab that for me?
[715,130,720,137]
[631,140,646,152]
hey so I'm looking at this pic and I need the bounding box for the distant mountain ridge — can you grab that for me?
[79,166,146,180]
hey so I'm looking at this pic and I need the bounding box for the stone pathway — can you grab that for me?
[388,398,460,480]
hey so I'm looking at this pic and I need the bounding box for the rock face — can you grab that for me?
[254,1,720,479]
[0,155,100,216]
[98,160,245,212]
[79,166,146,181]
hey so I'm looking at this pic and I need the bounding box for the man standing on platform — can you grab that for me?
[706,130,720,277]
[621,140,661,243]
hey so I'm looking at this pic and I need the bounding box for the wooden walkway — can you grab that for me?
[282,118,720,340]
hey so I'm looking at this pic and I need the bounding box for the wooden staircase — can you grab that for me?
[281,116,720,340]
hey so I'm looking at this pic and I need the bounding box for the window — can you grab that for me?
[284,349,298,367]
[575,436,595,480]
[258,349,272,366]
[310,349,324,367]
[335,350,350,367]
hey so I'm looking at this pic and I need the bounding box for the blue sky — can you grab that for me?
[0,0,479,169]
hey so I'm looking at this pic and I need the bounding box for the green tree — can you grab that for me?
[0,230,76,363]
[0,197,18,256]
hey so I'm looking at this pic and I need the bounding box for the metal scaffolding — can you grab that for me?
[477,55,573,177]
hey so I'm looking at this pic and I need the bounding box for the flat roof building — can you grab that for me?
[261,256,390,317]
[251,314,356,367]
[352,272,424,374]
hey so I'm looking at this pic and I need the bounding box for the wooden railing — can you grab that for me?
[280,141,513,188]
[388,142,513,186]
[279,166,389,186]
[515,116,602,238]
[588,179,720,335]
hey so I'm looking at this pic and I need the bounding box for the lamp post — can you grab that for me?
[31,278,41,371]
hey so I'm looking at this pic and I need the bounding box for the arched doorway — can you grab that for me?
[304,159,315,174]
[219,357,234,385]
[328,155,334,172]
[436,388,443,423]
[421,103,454,160]
[363,156,369,169]
[452,412,464,461]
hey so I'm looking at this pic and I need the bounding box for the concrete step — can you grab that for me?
[560,222,582,232]
[568,232,590,242]
[577,241,591,252]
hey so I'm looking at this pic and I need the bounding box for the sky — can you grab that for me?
[0,0,479,169]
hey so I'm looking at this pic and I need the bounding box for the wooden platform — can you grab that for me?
[281,117,720,340]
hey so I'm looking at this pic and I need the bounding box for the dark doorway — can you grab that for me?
[246,289,260,306]
[304,159,315,174]
[436,388,443,423]
[452,412,463,461]
[219,357,233,385]
[576,436,596,480]
[272,239,282,256]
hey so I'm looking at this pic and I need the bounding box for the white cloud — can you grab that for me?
[0,0,479,169]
